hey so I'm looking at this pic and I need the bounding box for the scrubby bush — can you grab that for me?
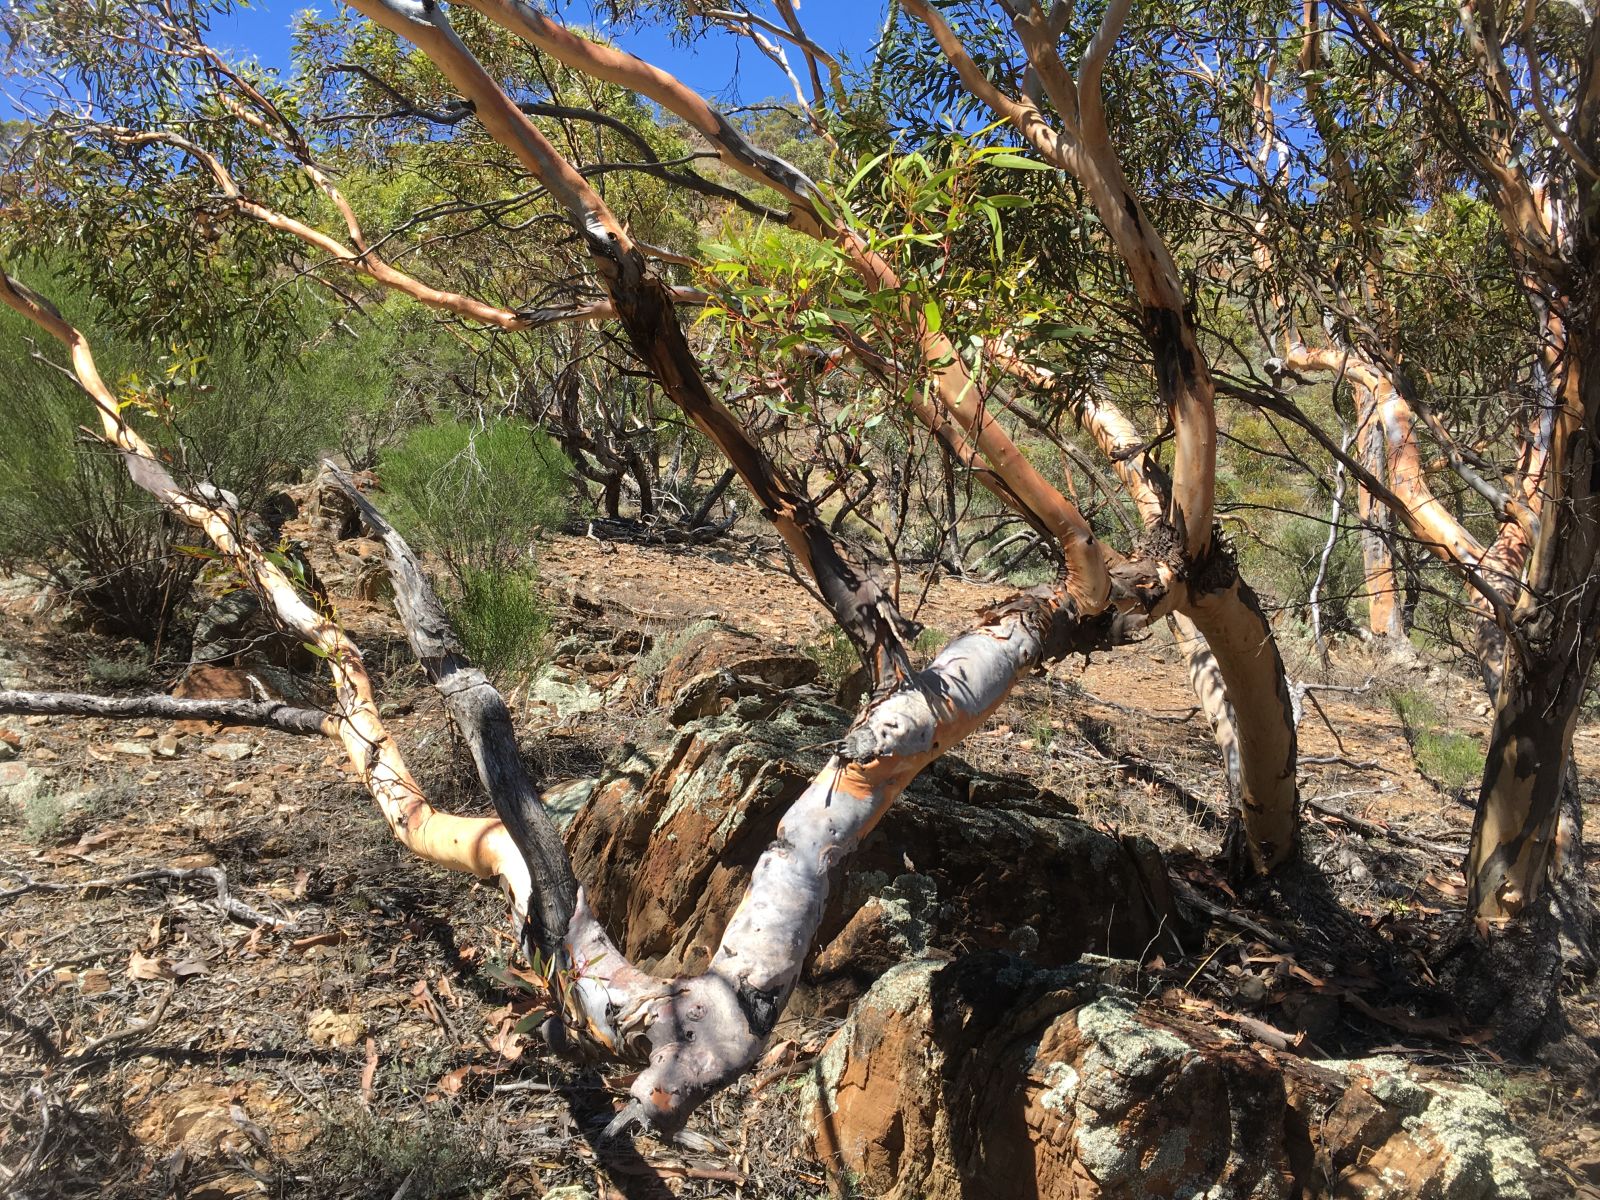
[377,417,570,682]
[1391,689,1487,792]
[1235,514,1362,630]
[86,651,151,688]
[0,271,407,645]
[453,568,551,684]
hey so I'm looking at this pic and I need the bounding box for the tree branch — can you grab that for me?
[0,689,331,736]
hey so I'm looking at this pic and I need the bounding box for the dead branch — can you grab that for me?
[323,462,577,957]
[64,984,175,1063]
[0,689,330,736]
[0,866,287,928]
[1307,798,1468,857]
[1169,877,1294,953]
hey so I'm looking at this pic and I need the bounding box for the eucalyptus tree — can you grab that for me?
[1205,2,1600,957]
[880,0,1597,955]
[0,0,1320,1130]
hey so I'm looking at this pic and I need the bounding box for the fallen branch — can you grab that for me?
[0,866,287,928]
[65,983,175,1062]
[323,463,577,956]
[1301,754,1387,771]
[1307,798,1467,857]
[0,689,331,736]
[1169,877,1293,952]
[0,1006,61,1062]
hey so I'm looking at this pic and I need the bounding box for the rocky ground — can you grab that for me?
[2,494,1598,1199]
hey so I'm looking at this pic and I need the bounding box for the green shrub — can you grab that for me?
[453,568,550,682]
[635,618,719,684]
[378,418,569,684]
[1236,514,1361,628]
[18,778,127,844]
[804,627,860,695]
[0,271,396,645]
[87,652,151,689]
[378,417,569,579]
[1391,689,1486,791]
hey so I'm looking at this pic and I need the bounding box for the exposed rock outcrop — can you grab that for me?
[565,662,1182,1014]
[806,954,1543,1199]
[648,623,818,722]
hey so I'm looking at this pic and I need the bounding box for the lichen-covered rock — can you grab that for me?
[805,954,1543,1200]
[564,694,1181,1012]
[649,624,818,723]
[1296,1058,1542,1199]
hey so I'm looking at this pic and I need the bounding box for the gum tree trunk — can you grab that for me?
[1355,390,1405,639]
[1179,571,1299,869]
[1467,336,1600,923]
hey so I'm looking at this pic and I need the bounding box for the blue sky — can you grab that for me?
[206,0,884,108]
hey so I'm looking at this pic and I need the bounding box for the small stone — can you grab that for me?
[80,967,112,995]
[307,1008,365,1048]
[132,726,156,738]
[203,742,254,762]
[154,733,180,758]
[31,748,57,761]
[24,715,48,727]
[112,741,153,757]
[0,740,15,762]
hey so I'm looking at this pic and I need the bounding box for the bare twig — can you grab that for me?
[66,984,175,1062]
[0,866,287,928]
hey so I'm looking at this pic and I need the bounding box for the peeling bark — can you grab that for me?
[598,586,1130,1129]
[1168,612,1241,797]
[1354,391,1405,639]
[1178,568,1299,871]
[1467,329,1600,923]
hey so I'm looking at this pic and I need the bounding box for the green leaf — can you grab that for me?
[984,153,1051,171]
[922,299,942,334]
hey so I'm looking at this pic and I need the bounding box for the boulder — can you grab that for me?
[565,691,1182,1013]
[649,624,818,722]
[806,954,1543,1200]
[190,590,312,674]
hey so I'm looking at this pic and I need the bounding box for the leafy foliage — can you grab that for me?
[377,417,568,681]
[0,270,366,643]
